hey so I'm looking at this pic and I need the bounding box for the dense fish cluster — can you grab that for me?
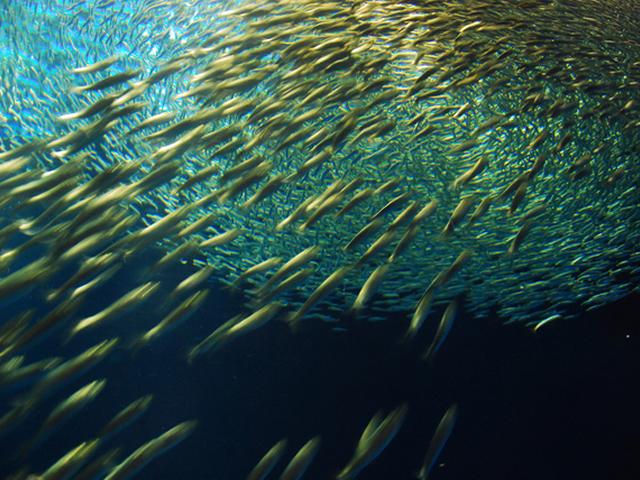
[1,0,639,477]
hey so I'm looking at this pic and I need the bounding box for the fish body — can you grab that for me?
[71,56,119,75]
[279,437,321,480]
[352,264,391,312]
[247,439,288,480]
[337,404,407,480]
[104,421,197,480]
[423,300,458,362]
[416,405,458,480]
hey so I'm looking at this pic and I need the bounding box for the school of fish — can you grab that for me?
[1,0,639,477]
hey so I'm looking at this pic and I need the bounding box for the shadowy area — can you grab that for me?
[1,255,638,479]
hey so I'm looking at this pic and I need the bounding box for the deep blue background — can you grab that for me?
[0,252,638,479]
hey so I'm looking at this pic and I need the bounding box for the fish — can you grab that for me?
[357,231,397,267]
[293,148,334,179]
[451,157,488,190]
[337,404,408,480]
[177,213,218,238]
[259,246,320,294]
[0,156,32,179]
[498,172,531,201]
[74,447,122,480]
[352,264,391,312]
[415,404,459,480]
[57,92,120,122]
[234,257,284,286]
[128,111,177,135]
[1,295,85,358]
[508,181,529,216]
[37,439,101,480]
[287,266,351,328]
[189,302,282,359]
[299,192,345,232]
[0,257,55,302]
[137,290,210,347]
[71,56,119,75]
[344,219,385,252]
[217,162,272,203]
[442,196,475,236]
[25,338,118,402]
[247,439,288,480]
[257,268,315,305]
[200,229,243,248]
[449,138,478,154]
[70,283,159,336]
[99,394,154,440]
[71,69,142,94]
[532,313,562,332]
[527,129,549,150]
[148,242,199,274]
[0,356,61,391]
[170,266,214,300]
[423,300,458,363]
[387,201,421,232]
[279,436,321,480]
[430,250,473,291]
[370,192,411,222]
[467,196,493,226]
[508,221,534,255]
[407,288,436,341]
[219,302,282,342]
[410,200,438,228]
[20,379,107,456]
[104,420,197,480]
[241,174,287,211]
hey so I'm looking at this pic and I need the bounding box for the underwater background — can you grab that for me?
[1,0,640,479]
[0,251,638,479]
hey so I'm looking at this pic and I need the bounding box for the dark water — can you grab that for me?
[1,253,638,479]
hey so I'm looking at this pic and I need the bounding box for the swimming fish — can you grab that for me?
[415,404,459,480]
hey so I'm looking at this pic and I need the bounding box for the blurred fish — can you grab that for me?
[34,439,100,480]
[287,266,351,328]
[337,404,408,479]
[352,264,391,313]
[423,300,458,363]
[279,436,321,480]
[442,196,474,236]
[71,69,142,94]
[136,289,209,347]
[415,404,458,480]
[407,288,436,341]
[20,379,106,457]
[74,447,122,480]
[189,302,282,360]
[247,439,288,480]
[104,420,197,480]
[71,56,119,75]
[70,283,159,336]
[99,394,154,441]
[0,356,61,392]
[26,338,118,402]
